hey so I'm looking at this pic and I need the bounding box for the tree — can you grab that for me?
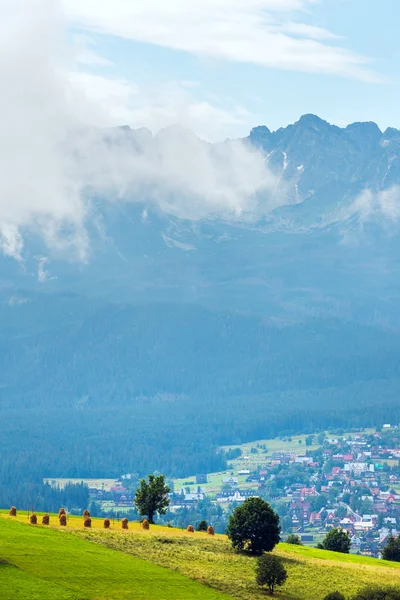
[318,528,351,554]
[197,520,208,532]
[256,553,287,595]
[382,536,400,562]
[134,474,170,524]
[352,586,400,600]
[226,497,280,555]
[311,494,328,512]
[336,506,347,520]
[286,534,302,545]
[281,515,292,534]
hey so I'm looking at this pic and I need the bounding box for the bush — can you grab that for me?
[9,506,16,517]
[103,519,110,529]
[319,528,351,554]
[84,517,92,528]
[42,514,50,525]
[255,553,288,595]
[207,526,215,535]
[286,534,302,545]
[142,519,150,530]
[187,525,195,532]
[382,536,400,562]
[59,514,67,526]
[83,510,91,518]
[30,514,37,525]
[352,586,400,600]
[227,497,280,555]
[323,593,346,600]
[197,520,208,532]
[121,518,129,530]
[58,508,66,518]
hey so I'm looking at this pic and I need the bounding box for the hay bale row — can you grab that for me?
[141,519,150,530]
[104,518,110,529]
[187,525,195,532]
[121,518,129,529]
[30,514,37,525]
[59,514,67,526]
[42,514,50,525]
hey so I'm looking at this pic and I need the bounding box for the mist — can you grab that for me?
[0,0,278,261]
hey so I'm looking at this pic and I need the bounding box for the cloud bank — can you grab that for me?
[64,0,376,81]
[0,0,277,260]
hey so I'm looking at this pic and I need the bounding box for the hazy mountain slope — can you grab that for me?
[2,115,400,483]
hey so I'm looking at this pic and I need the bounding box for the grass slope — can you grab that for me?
[0,517,233,600]
[73,524,400,600]
[2,512,400,600]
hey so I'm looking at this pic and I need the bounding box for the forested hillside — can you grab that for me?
[3,115,400,508]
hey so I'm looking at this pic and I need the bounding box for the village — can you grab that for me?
[45,425,400,558]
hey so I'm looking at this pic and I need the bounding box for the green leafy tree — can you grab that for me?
[286,534,302,545]
[382,536,400,562]
[281,515,292,534]
[311,494,328,512]
[226,497,280,555]
[134,474,170,524]
[323,593,345,600]
[336,506,347,520]
[197,520,208,532]
[318,528,351,554]
[352,586,400,600]
[255,553,288,595]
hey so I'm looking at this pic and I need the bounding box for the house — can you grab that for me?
[196,474,208,484]
[222,477,238,485]
[301,487,317,498]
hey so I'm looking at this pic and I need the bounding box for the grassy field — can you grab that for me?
[0,516,232,600]
[73,526,400,600]
[2,511,400,600]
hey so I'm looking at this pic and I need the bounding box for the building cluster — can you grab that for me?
[170,427,400,556]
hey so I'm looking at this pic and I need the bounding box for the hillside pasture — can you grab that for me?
[2,511,400,600]
[0,517,232,600]
[73,523,400,600]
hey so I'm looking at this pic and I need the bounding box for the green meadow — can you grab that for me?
[1,512,400,600]
[0,517,232,600]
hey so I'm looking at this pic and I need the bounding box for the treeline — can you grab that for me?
[0,478,89,513]
[1,299,400,498]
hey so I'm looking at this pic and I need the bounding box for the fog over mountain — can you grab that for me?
[2,114,400,483]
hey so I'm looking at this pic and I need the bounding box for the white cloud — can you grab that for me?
[69,72,251,140]
[64,0,376,81]
[72,34,113,67]
[351,187,400,224]
[0,0,279,260]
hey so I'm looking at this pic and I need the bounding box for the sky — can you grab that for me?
[63,0,400,139]
[0,0,399,262]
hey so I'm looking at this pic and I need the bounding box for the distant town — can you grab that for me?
[45,425,400,558]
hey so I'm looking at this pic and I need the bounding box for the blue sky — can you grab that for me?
[64,0,400,140]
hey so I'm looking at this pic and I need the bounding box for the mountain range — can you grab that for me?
[2,114,400,483]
